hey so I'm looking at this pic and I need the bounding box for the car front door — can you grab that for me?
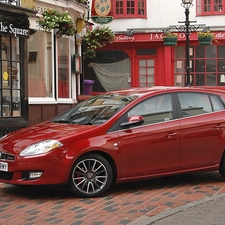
[117,94,181,178]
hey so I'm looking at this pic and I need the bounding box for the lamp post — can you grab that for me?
[181,0,193,86]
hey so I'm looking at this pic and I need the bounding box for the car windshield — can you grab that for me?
[51,93,138,125]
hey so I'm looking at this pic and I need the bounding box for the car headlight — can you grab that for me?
[20,140,63,157]
[0,135,7,141]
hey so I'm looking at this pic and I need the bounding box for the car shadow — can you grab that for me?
[0,171,224,200]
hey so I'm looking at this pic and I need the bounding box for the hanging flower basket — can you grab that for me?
[83,26,115,59]
[197,30,218,45]
[163,37,178,46]
[162,31,178,46]
[37,9,76,36]
[198,36,213,45]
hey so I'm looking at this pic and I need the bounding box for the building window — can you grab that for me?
[83,50,130,92]
[174,45,225,87]
[57,38,70,98]
[0,0,19,6]
[197,0,224,15]
[28,31,52,98]
[114,0,146,18]
[0,36,21,117]
[28,31,73,100]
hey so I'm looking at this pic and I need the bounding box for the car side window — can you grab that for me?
[210,95,225,111]
[128,94,173,125]
[178,93,212,117]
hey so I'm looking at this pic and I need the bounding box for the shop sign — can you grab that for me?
[115,31,225,43]
[0,14,29,38]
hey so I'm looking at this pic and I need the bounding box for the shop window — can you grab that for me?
[28,31,52,97]
[57,37,70,98]
[114,0,146,18]
[0,0,19,6]
[0,36,21,117]
[197,0,224,15]
[84,50,130,92]
[174,45,225,87]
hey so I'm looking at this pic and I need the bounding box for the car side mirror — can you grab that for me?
[120,115,144,128]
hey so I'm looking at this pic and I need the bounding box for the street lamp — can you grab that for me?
[181,0,193,86]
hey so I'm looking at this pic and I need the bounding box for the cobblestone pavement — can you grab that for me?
[0,171,225,225]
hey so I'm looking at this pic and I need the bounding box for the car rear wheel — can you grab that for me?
[219,152,225,178]
[69,153,113,197]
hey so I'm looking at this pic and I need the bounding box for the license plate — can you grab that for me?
[0,162,8,172]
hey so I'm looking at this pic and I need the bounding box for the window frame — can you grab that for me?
[176,92,225,119]
[174,45,225,88]
[124,94,174,128]
[0,36,23,118]
[196,0,225,16]
[113,0,147,18]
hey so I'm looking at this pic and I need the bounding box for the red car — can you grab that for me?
[1,86,225,197]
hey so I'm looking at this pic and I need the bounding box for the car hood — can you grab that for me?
[0,121,98,151]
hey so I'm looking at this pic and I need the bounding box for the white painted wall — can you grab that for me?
[89,0,225,32]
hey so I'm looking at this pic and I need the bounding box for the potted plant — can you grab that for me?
[83,26,115,59]
[162,31,178,46]
[37,9,76,36]
[197,30,217,45]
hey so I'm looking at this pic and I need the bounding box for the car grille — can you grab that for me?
[0,171,13,180]
[0,152,15,161]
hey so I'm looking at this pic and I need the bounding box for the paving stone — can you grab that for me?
[0,171,225,224]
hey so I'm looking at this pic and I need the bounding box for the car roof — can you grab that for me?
[106,86,225,97]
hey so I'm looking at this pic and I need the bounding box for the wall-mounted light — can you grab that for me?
[126,30,134,37]
[72,54,81,74]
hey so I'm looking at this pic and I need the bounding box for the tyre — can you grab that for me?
[219,152,225,178]
[69,153,113,197]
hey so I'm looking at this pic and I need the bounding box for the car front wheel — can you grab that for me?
[69,153,113,197]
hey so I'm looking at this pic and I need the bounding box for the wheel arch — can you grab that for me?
[68,150,117,184]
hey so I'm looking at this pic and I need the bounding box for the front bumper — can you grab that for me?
[0,147,72,186]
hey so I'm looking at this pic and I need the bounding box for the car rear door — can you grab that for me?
[177,92,225,169]
[116,93,181,178]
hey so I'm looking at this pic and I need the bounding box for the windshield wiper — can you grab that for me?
[52,120,71,123]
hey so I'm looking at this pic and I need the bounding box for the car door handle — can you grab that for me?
[214,124,224,129]
[165,132,178,138]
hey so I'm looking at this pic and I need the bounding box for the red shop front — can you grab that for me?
[83,31,225,94]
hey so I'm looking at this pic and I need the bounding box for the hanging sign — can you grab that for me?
[91,0,113,24]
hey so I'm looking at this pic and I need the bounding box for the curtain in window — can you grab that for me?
[89,58,130,91]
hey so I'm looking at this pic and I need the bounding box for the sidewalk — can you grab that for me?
[0,171,225,224]
[128,193,225,225]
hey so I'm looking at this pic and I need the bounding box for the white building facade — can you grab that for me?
[84,0,225,93]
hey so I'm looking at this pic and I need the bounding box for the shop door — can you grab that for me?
[138,58,155,87]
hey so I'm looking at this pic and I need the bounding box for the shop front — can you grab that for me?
[0,3,36,137]
[84,30,225,93]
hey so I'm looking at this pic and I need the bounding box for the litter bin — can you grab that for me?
[83,79,95,95]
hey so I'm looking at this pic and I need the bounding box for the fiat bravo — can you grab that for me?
[1,86,225,198]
